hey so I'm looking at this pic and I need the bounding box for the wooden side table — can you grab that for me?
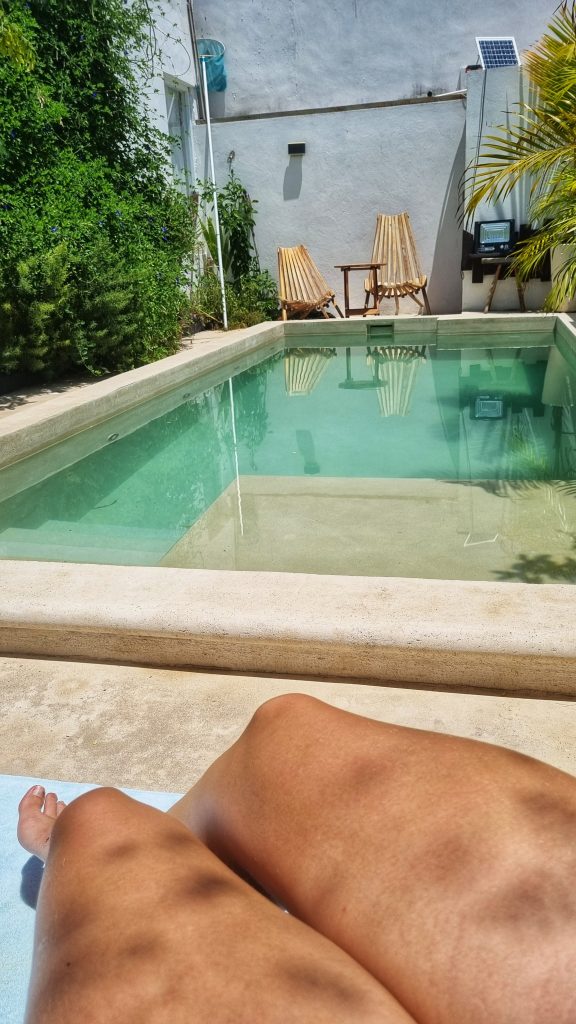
[334,262,385,317]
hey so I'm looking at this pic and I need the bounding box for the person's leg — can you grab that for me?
[170,693,576,1024]
[19,785,416,1024]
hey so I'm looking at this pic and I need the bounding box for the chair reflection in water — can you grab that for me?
[337,345,426,417]
[284,349,338,474]
[368,345,427,417]
[284,348,336,396]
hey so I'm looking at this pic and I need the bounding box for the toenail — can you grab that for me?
[32,785,44,796]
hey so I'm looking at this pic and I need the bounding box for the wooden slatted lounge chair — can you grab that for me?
[278,245,343,321]
[364,213,431,316]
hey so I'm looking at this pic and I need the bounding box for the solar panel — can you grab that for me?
[476,37,520,69]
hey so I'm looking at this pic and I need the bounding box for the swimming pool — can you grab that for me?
[2,314,576,695]
[2,320,576,583]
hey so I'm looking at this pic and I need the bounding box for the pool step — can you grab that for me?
[0,521,183,565]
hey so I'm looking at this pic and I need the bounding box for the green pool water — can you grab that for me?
[2,335,576,582]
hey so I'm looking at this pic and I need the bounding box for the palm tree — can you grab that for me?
[466,2,576,309]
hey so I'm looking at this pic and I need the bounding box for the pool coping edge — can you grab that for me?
[1,561,575,695]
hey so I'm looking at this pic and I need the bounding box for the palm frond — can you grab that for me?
[465,2,576,309]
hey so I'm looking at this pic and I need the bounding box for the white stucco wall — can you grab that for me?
[464,68,531,227]
[192,0,552,116]
[195,97,466,313]
[149,0,558,313]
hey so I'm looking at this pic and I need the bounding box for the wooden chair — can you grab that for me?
[277,245,343,321]
[365,213,431,315]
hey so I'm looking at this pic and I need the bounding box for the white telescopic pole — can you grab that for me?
[228,377,244,535]
[201,57,228,329]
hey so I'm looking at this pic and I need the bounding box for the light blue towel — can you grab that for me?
[0,774,179,1024]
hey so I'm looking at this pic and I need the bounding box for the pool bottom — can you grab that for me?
[4,474,574,582]
[159,475,576,584]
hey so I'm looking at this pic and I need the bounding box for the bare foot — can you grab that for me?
[18,785,66,862]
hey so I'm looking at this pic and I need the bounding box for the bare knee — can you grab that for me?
[248,692,327,732]
[202,694,334,801]
[51,787,127,849]
[62,786,125,821]
[230,693,344,790]
[237,693,334,760]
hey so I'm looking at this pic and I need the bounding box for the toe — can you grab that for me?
[44,792,57,817]
[18,785,45,816]
[17,785,59,861]
[56,800,66,816]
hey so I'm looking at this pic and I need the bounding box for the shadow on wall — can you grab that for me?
[427,127,465,314]
[207,92,226,117]
[283,154,303,200]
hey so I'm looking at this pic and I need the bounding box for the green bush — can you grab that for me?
[191,264,279,330]
[0,0,195,379]
[192,173,279,328]
[196,175,257,283]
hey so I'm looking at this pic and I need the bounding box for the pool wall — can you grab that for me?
[0,312,559,470]
[1,312,575,696]
[0,321,285,472]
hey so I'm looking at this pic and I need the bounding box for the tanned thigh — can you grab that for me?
[171,694,576,1024]
[27,786,416,1024]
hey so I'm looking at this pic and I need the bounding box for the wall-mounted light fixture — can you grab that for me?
[288,143,306,156]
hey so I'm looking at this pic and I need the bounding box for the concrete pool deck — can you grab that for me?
[0,322,283,469]
[1,656,575,790]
